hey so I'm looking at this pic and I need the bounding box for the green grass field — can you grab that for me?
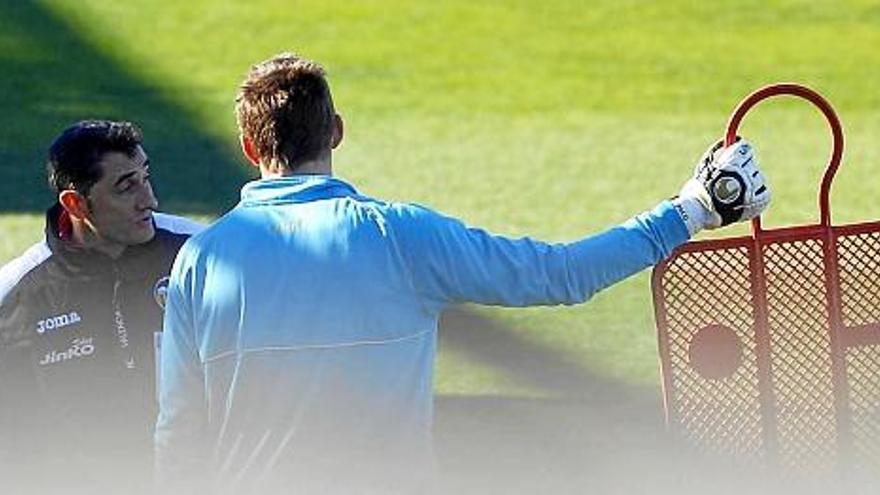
[2,0,879,400]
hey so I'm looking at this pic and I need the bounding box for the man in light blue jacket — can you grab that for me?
[155,54,769,494]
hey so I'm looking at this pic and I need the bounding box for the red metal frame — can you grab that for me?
[652,83,880,476]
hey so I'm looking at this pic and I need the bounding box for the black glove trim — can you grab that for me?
[708,171,747,226]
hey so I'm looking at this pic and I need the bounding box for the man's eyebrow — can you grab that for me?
[113,158,150,187]
[113,163,150,188]
[114,171,139,188]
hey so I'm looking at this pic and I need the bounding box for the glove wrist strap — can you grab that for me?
[672,195,713,237]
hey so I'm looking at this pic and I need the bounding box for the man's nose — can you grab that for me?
[137,181,159,211]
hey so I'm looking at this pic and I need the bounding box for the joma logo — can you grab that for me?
[36,312,82,334]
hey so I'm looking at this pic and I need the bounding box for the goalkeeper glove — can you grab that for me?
[674,139,771,236]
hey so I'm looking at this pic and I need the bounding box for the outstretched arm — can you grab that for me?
[392,200,688,309]
[392,140,769,310]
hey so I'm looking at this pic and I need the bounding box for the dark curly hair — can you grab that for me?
[47,120,144,196]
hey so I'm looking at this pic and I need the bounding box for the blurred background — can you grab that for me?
[1,0,878,492]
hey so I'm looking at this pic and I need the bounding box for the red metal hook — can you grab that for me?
[724,83,844,233]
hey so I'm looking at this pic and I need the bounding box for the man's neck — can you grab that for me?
[69,220,125,259]
[260,157,332,178]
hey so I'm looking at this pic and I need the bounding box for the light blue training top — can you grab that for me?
[155,175,689,492]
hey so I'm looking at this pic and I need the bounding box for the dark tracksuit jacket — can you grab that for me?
[0,205,199,495]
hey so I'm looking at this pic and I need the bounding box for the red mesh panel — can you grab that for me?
[838,231,880,476]
[762,239,837,474]
[837,231,880,327]
[654,227,880,477]
[657,244,765,459]
[845,345,880,474]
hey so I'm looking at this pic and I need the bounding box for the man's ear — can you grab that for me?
[331,113,344,150]
[240,135,261,167]
[59,190,90,219]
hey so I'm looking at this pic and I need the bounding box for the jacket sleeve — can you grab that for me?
[392,200,690,309]
[154,243,209,491]
[0,294,36,491]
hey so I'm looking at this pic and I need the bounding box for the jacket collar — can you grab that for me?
[239,175,359,207]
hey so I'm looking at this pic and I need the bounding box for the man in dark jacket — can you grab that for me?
[0,120,200,495]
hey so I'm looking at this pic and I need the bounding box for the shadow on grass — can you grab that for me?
[0,1,249,215]
[435,307,670,491]
[439,306,659,399]
[434,307,801,494]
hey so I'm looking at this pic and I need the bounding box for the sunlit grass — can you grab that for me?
[2,0,878,394]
